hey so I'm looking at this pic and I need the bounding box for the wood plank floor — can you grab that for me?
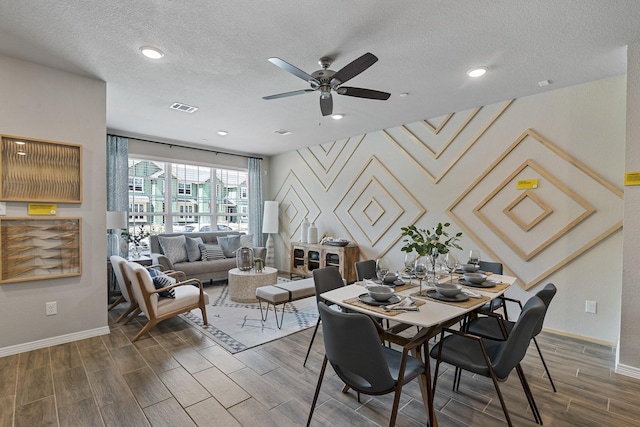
[1,303,639,426]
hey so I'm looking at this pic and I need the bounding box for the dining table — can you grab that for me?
[320,273,516,427]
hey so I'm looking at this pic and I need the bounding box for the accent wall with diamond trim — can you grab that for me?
[268,75,625,344]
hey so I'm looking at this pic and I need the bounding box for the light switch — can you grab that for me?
[0,202,6,215]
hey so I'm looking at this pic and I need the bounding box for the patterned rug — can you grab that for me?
[181,278,318,353]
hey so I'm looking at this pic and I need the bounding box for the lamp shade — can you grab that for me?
[262,201,279,234]
[106,211,128,230]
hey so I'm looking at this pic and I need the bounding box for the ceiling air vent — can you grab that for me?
[169,102,198,113]
[273,129,292,136]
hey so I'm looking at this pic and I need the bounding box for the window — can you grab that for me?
[127,158,249,234]
[129,177,143,192]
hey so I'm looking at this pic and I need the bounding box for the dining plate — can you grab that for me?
[458,278,496,288]
[426,290,470,302]
[357,293,401,306]
[454,268,486,275]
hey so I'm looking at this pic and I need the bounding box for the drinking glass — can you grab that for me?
[443,253,458,283]
[469,249,481,266]
[414,257,428,295]
[376,258,390,282]
[404,253,417,277]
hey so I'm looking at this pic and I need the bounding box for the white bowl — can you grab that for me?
[463,272,487,284]
[460,264,479,272]
[435,283,462,297]
[383,272,399,284]
[367,285,395,301]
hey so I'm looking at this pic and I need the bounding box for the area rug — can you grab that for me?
[181,279,318,353]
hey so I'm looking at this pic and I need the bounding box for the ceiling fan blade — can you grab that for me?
[336,86,391,100]
[262,89,315,100]
[268,57,320,85]
[331,52,378,85]
[320,93,333,116]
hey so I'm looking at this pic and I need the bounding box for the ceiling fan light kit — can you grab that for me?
[263,52,391,116]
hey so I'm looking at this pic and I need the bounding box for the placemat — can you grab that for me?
[459,280,511,293]
[342,296,426,316]
[410,291,491,309]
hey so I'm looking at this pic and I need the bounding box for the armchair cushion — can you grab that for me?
[148,268,176,298]
[185,236,204,262]
[158,235,188,264]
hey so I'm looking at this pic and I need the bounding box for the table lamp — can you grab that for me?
[262,201,279,268]
[106,211,128,257]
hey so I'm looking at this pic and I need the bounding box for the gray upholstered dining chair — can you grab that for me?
[466,283,558,392]
[303,266,345,367]
[307,302,430,427]
[478,260,503,275]
[430,296,545,426]
[354,259,377,281]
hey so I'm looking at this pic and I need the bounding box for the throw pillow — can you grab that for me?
[217,235,242,258]
[201,243,225,260]
[185,236,204,262]
[148,268,176,298]
[158,235,188,264]
[240,234,254,248]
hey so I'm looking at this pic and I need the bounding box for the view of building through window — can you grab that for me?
[127,158,249,248]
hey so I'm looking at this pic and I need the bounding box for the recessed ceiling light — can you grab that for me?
[217,130,229,136]
[169,102,198,113]
[399,92,409,97]
[538,80,551,87]
[331,114,344,120]
[140,46,164,59]
[466,66,488,78]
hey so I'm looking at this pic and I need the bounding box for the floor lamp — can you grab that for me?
[106,211,128,258]
[262,201,279,268]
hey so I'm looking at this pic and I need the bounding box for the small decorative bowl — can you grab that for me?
[460,264,479,272]
[383,272,399,284]
[367,285,395,302]
[434,283,462,297]
[463,272,487,284]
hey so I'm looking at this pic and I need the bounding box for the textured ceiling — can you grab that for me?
[1,1,640,156]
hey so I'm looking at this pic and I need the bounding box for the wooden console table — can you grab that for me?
[290,242,359,283]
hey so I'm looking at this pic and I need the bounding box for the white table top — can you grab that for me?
[320,274,516,329]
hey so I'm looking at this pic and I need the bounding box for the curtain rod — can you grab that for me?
[109,134,263,160]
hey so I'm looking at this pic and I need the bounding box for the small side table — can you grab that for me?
[228,267,278,303]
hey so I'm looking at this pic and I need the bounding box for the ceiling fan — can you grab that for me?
[263,52,391,116]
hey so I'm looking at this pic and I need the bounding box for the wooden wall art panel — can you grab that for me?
[0,135,82,203]
[0,217,81,283]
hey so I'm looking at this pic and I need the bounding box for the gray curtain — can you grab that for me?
[107,135,129,256]
[248,157,264,247]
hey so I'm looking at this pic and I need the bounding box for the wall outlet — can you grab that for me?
[585,300,597,314]
[46,301,57,316]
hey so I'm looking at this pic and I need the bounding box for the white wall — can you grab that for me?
[270,76,625,345]
[619,43,640,374]
[0,55,107,354]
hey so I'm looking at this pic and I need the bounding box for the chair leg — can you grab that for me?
[306,355,328,427]
[108,295,125,311]
[515,364,543,424]
[115,303,138,323]
[123,308,141,325]
[533,337,556,392]
[132,318,157,342]
[303,318,321,367]
[258,300,271,322]
[487,369,513,427]
[199,303,208,326]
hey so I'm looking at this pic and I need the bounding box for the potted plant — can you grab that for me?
[400,222,462,256]
[123,224,151,258]
[400,222,462,285]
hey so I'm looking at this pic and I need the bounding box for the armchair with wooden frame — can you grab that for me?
[121,261,209,341]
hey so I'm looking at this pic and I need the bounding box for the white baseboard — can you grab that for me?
[0,326,110,358]
[615,362,640,379]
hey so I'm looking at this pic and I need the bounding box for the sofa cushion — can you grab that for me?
[185,236,204,262]
[201,243,225,260]
[158,235,188,264]
[218,235,241,257]
[148,268,176,298]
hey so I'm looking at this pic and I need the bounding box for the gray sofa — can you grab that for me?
[149,231,266,283]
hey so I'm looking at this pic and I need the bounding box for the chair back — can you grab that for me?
[532,283,557,336]
[318,302,396,393]
[110,255,132,303]
[478,260,503,275]
[122,261,158,318]
[492,296,545,379]
[354,259,377,281]
[312,266,345,304]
